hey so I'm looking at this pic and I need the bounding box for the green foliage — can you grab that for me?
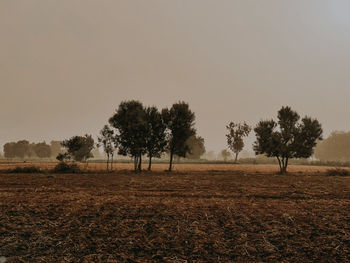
[61,135,95,162]
[226,122,251,162]
[254,106,323,173]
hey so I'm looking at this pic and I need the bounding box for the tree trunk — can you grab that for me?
[148,155,152,171]
[138,153,142,171]
[234,152,239,163]
[106,154,109,171]
[276,157,283,174]
[134,156,138,171]
[168,151,174,172]
[111,153,114,170]
[283,157,289,174]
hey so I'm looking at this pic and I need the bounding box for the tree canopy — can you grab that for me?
[109,100,148,171]
[226,122,251,162]
[314,131,350,162]
[254,106,323,173]
[162,102,196,171]
[61,135,95,162]
[186,135,206,160]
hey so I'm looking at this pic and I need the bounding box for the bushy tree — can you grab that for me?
[186,135,206,159]
[314,131,350,162]
[109,100,148,171]
[13,140,30,159]
[219,149,231,162]
[34,142,52,158]
[98,125,117,171]
[3,142,16,159]
[50,140,64,158]
[226,122,251,163]
[254,106,323,174]
[162,102,196,171]
[61,135,94,162]
[144,106,167,170]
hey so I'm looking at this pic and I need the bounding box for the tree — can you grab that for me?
[254,106,323,174]
[98,125,117,171]
[162,102,196,171]
[219,149,231,162]
[3,142,16,160]
[109,100,148,171]
[203,150,216,160]
[314,131,350,162]
[226,122,251,163]
[34,142,52,158]
[61,135,94,163]
[50,141,64,158]
[13,140,30,159]
[186,135,206,159]
[144,106,167,171]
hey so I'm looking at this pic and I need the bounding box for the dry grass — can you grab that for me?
[1,164,350,262]
[0,161,342,174]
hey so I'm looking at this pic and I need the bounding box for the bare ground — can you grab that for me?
[1,164,350,262]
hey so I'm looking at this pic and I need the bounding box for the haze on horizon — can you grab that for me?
[1,0,350,153]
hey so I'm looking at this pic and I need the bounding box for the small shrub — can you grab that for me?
[8,166,42,173]
[326,168,350,176]
[52,162,81,174]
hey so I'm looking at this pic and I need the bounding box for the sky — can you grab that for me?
[1,0,350,153]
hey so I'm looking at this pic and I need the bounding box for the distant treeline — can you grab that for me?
[1,102,327,174]
[314,131,350,162]
[3,141,63,159]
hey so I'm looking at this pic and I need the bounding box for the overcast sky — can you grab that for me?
[1,0,350,153]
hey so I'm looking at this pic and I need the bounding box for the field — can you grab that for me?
[1,163,350,262]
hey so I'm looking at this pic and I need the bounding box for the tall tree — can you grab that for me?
[34,142,52,158]
[162,102,196,171]
[186,135,206,159]
[219,149,231,162]
[50,140,64,158]
[144,106,167,171]
[3,142,16,160]
[314,131,350,162]
[226,122,251,163]
[254,106,323,174]
[98,125,117,171]
[14,140,30,159]
[109,100,148,171]
[61,135,94,163]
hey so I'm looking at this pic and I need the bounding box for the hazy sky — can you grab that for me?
[1,0,350,152]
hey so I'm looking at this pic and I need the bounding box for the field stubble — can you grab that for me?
[0,164,350,262]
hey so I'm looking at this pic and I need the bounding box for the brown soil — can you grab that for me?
[1,164,350,262]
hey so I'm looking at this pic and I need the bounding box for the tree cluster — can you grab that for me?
[57,135,94,163]
[106,100,196,171]
[253,106,323,173]
[3,140,62,160]
[314,131,350,162]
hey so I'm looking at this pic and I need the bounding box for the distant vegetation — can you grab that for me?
[3,140,63,160]
[314,131,350,162]
[254,106,322,173]
[1,104,325,174]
